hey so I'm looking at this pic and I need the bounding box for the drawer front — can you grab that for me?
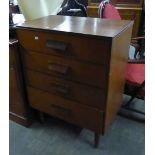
[9,48,14,67]
[25,70,106,109]
[9,45,16,68]
[22,51,108,88]
[17,29,111,64]
[27,87,103,133]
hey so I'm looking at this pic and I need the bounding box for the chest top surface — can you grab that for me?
[17,15,133,38]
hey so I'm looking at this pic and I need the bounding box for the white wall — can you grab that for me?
[17,0,64,20]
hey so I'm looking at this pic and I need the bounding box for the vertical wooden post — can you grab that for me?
[94,133,100,148]
[39,111,45,123]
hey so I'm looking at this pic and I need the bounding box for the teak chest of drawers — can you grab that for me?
[16,15,133,147]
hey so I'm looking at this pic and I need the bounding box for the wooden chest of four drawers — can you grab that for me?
[16,15,133,147]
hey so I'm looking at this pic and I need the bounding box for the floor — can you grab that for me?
[9,96,145,155]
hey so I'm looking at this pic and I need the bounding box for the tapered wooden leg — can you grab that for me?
[94,133,100,148]
[39,111,45,123]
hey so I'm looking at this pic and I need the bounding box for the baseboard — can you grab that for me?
[9,112,32,127]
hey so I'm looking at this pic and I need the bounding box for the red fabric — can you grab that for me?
[126,64,145,85]
[103,4,121,20]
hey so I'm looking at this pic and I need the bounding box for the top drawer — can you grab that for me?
[17,29,111,64]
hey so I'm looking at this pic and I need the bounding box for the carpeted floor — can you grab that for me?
[9,96,145,155]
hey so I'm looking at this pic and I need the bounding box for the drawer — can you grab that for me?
[25,70,106,109]
[9,45,16,68]
[27,87,103,133]
[9,48,14,67]
[9,40,18,67]
[17,29,111,64]
[22,51,108,88]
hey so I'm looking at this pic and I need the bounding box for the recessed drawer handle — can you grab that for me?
[49,104,71,114]
[48,62,70,75]
[10,66,14,70]
[46,40,68,52]
[49,82,69,94]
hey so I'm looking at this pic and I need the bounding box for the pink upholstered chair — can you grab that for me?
[98,0,121,20]
[98,0,145,122]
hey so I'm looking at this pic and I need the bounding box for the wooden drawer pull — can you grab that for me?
[49,104,71,114]
[46,40,68,52]
[48,62,70,75]
[49,82,69,94]
[10,66,14,70]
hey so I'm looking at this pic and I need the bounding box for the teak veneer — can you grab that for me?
[16,15,133,147]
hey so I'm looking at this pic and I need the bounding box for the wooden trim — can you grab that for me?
[9,39,18,46]
[88,0,144,8]
[128,59,145,64]
[9,112,32,127]
[116,6,142,10]
[131,36,144,40]
[87,5,142,10]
